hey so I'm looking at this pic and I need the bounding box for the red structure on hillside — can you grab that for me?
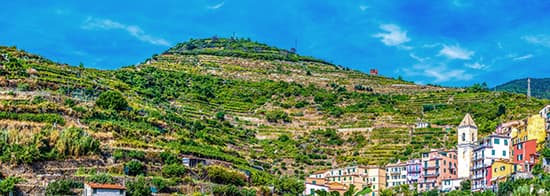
[370,69,378,76]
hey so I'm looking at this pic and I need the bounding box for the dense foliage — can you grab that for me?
[205,165,247,186]
[0,177,22,195]
[494,78,550,99]
[96,90,128,110]
[127,176,151,196]
[45,179,82,196]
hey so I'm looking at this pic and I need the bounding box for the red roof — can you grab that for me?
[86,183,126,190]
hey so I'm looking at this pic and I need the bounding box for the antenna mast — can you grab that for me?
[527,78,531,99]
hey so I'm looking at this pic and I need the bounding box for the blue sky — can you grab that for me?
[1,0,550,87]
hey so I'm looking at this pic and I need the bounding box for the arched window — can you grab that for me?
[462,133,466,141]
[472,133,474,141]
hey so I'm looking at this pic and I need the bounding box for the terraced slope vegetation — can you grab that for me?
[0,38,548,194]
[494,77,550,99]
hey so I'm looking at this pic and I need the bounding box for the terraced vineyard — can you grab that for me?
[0,38,548,194]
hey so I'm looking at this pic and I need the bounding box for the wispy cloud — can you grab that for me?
[81,17,171,46]
[513,54,534,61]
[359,5,369,11]
[373,24,411,49]
[464,62,487,70]
[438,45,474,60]
[409,53,429,62]
[208,2,225,10]
[522,34,550,48]
[403,64,473,83]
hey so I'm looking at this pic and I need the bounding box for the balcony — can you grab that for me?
[423,173,439,177]
[471,173,486,180]
[420,179,436,184]
[473,155,484,161]
[390,170,402,175]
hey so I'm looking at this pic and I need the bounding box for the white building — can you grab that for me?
[440,178,464,192]
[83,183,126,196]
[385,160,407,188]
[304,183,329,195]
[457,113,478,178]
[471,134,511,191]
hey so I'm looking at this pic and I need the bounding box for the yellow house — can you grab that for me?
[526,115,546,151]
[490,160,520,186]
[510,115,546,151]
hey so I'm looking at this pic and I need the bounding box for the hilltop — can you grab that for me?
[0,38,548,194]
[494,77,550,99]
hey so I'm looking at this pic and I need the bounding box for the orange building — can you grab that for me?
[418,149,458,192]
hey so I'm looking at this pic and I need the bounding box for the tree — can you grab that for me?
[273,176,304,195]
[127,175,151,196]
[45,180,75,196]
[161,164,187,178]
[0,177,22,195]
[216,111,225,121]
[379,189,394,196]
[460,179,471,191]
[125,160,146,176]
[344,184,357,196]
[96,90,128,110]
[206,165,247,186]
[78,62,84,78]
[496,104,506,117]
[86,173,115,184]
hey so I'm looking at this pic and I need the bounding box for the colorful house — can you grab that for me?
[364,166,386,196]
[471,134,511,191]
[512,139,538,172]
[487,160,520,191]
[385,160,407,189]
[418,149,458,192]
[510,115,545,172]
[325,166,369,189]
[406,159,422,185]
[440,178,465,192]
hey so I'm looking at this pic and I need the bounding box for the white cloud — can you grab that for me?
[464,62,487,70]
[208,2,225,10]
[373,24,411,48]
[522,35,550,48]
[438,45,474,60]
[513,54,534,61]
[359,5,369,11]
[82,17,171,46]
[403,64,473,83]
[409,53,429,62]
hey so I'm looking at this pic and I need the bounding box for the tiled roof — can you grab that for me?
[86,183,126,190]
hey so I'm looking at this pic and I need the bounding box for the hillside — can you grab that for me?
[0,38,548,194]
[494,77,550,99]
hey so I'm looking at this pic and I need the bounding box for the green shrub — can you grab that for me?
[0,177,23,195]
[96,90,128,110]
[160,151,179,165]
[151,177,175,193]
[127,150,145,160]
[86,173,115,184]
[45,179,82,196]
[161,164,187,178]
[265,110,291,123]
[125,160,145,176]
[206,165,247,186]
[127,175,151,196]
[273,176,304,195]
